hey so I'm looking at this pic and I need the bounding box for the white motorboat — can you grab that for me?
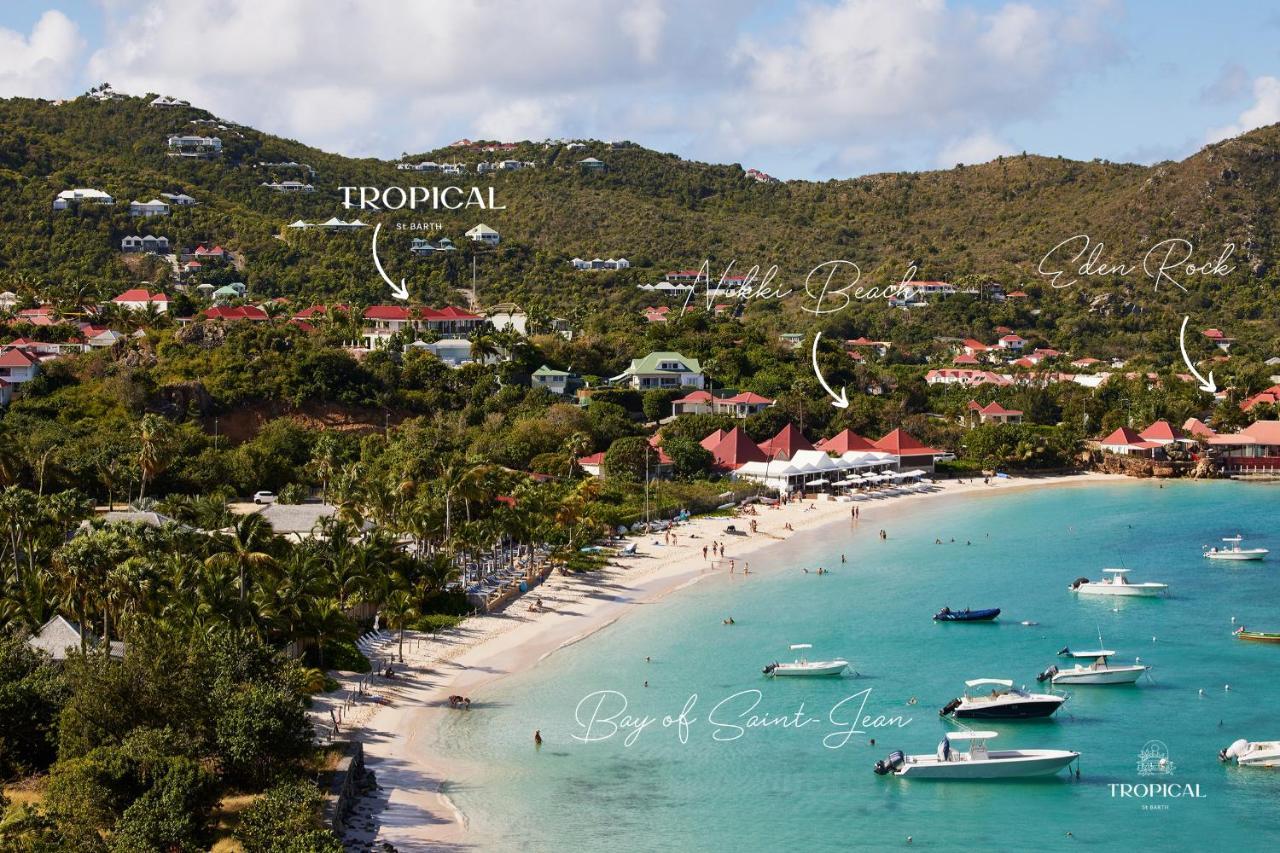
[762,644,848,677]
[1220,739,1280,767]
[1038,648,1148,685]
[873,731,1079,779]
[1204,535,1268,561]
[940,679,1066,720]
[1069,568,1168,597]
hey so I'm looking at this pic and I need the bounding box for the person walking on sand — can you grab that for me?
[744,562,750,574]
[535,730,543,748]
[703,545,708,560]
[729,559,735,574]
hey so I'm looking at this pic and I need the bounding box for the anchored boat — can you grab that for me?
[1204,535,1268,561]
[934,606,1000,622]
[1039,648,1149,685]
[762,644,848,677]
[873,731,1079,779]
[1220,739,1280,767]
[1234,627,1280,644]
[1069,568,1168,597]
[939,679,1066,720]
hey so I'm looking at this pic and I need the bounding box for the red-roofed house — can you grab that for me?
[1099,426,1160,457]
[672,389,714,416]
[193,244,230,262]
[759,424,814,460]
[576,451,606,478]
[1203,328,1234,352]
[960,339,990,357]
[1183,418,1215,439]
[1240,385,1280,412]
[874,429,944,472]
[1007,290,1028,299]
[953,354,979,365]
[204,305,268,322]
[847,337,890,356]
[714,392,774,418]
[1138,420,1184,445]
[643,306,671,324]
[1010,357,1036,369]
[708,427,768,470]
[112,288,169,313]
[966,400,1023,425]
[1207,421,1280,471]
[0,347,41,385]
[816,429,877,454]
[1071,357,1102,368]
[998,334,1026,351]
[363,305,485,345]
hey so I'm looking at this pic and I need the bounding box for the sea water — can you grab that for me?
[429,481,1280,851]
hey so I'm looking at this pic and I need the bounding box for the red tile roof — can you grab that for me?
[816,429,877,453]
[969,400,1023,416]
[759,424,813,459]
[0,348,40,367]
[874,428,942,457]
[953,354,979,365]
[113,288,168,303]
[708,427,767,469]
[1100,426,1144,446]
[204,305,268,321]
[1139,420,1183,442]
[673,390,713,404]
[719,391,773,405]
[700,429,727,451]
[1182,417,1215,438]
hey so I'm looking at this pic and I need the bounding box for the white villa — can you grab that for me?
[112,288,170,313]
[571,257,630,270]
[261,181,314,192]
[121,235,170,254]
[160,192,198,206]
[53,188,115,209]
[466,223,501,246]
[167,135,222,157]
[129,199,171,217]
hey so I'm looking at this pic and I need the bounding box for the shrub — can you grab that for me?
[212,684,313,788]
[108,757,217,853]
[234,778,343,853]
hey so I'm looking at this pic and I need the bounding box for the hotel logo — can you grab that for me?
[1137,740,1174,776]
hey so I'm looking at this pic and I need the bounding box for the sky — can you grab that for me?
[2,0,1280,180]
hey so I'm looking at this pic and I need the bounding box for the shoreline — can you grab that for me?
[332,471,1132,850]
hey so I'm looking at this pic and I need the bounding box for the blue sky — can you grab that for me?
[2,1,1279,179]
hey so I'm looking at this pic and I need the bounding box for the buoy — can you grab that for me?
[1225,684,1231,691]
[1198,689,1205,696]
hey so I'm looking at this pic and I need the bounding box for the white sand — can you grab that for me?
[323,471,1129,850]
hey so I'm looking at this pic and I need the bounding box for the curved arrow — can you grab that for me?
[811,332,849,409]
[372,223,409,301]
[1178,316,1217,393]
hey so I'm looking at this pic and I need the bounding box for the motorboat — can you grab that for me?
[1235,627,1280,643]
[1038,648,1148,685]
[1220,739,1280,767]
[762,644,848,677]
[934,606,1000,622]
[873,731,1079,779]
[1069,568,1168,597]
[1204,535,1268,561]
[940,679,1066,720]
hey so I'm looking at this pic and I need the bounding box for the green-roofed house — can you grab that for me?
[609,351,705,390]
[531,365,583,395]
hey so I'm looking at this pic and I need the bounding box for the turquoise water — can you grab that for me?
[432,482,1280,851]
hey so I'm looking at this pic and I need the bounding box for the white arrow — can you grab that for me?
[811,332,849,409]
[1178,316,1217,393]
[372,223,409,301]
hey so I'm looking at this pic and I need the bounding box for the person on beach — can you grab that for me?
[534,730,543,748]
[703,545,708,560]
[723,616,735,625]
[743,562,750,574]
[841,554,846,563]
[729,559,735,573]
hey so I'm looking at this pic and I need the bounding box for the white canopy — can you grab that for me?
[790,643,812,650]
[965,678,1013,688]
[943,731,999,741]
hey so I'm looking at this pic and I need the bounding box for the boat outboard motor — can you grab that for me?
[1070,577,1090,590]
[1036,665,1059,683]
[873,751,905,775]
[762,662,777,675]
[939,698,961,717]
[1220,739,1249,763]
[1057,646,1071,657]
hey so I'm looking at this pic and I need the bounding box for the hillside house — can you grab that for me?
[925,368,1012,387]
[262,181,315,192]
[579,157,605,171]
[167,135,222,157]
[966,400,1023,425]
[713,392,775,418]
[121,235,170,253]
[130,199,171,217]
[531,365,583,395]
[610,351,705,390]
[161,192,198,206]
[466,224,501,246]
[0,348,41,385]
[112,288,170,313]
[53,188,114,209]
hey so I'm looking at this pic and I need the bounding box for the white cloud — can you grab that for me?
[719,0,1118,172]
[937,130,1013,167]
[1205,75,1280,143]
[0,11,85,99]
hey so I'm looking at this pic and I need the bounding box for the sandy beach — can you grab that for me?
[321,471,1130,851]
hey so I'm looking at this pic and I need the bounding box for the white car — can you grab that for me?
[252,491,276,504]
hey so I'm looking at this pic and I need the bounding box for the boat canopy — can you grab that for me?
[1102,568,1130,574]
[965,678,1013,688]
[789,643,812,650]
[943,731,999,741]
[1065,649,1114,658]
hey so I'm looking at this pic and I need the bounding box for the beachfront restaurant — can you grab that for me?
[1206,420,1280,472]
[733,449,906,494]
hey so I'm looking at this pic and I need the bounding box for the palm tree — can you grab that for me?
[380,589,417,663]
[135,414,177,502]
[305,597,353,669]
[205,512,276,610]
[469,333,500,364]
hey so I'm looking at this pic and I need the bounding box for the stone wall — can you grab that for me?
[320,740,368,834]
